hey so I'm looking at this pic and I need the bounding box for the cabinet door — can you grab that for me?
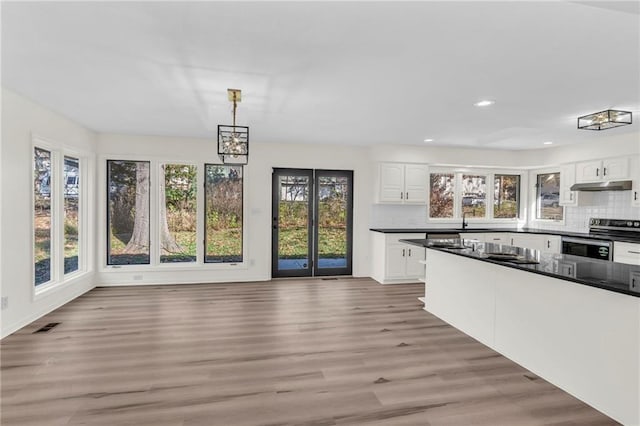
[385,244,407,279]
[575,160,602,183]
[542,235,561,253]
[484,233,510,244]
[632,157,640,207]
[379,163,405,203]
[405,246,425,278]
[602,157,628,180]
[560,164,578,206]
[404,164,428,204]
[510,234,543,251]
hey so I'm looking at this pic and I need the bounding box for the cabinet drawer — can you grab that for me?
[613,242,640,266]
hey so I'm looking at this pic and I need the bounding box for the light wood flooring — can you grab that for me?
[1,278,617,425]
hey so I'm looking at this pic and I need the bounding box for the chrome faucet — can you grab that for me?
[462,212,468,230]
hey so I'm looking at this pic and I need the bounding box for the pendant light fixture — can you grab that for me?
[218,88,249,164]
[578,109,632,130]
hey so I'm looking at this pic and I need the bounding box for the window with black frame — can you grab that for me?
[204,164,243,263]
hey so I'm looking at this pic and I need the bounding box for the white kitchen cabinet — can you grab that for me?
[371,232,426,284]
[613,241,640,266]
[631,157,640,207]
[378,163,428,204]
[560,164,578,206]
[462,233,486,242]
[483,233,510,244]
[510,234,543,250]
[543,235,561,253]
[575,157,629,183]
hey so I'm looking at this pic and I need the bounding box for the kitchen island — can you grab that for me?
[402,239,640,425]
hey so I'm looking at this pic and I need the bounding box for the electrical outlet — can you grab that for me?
[133,275,143,281]
[1,296,8,310]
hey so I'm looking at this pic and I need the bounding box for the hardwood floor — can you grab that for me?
[1,278,617,425]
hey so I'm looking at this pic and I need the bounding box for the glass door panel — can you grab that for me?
[272,169,313,277]
[314,170,353,276]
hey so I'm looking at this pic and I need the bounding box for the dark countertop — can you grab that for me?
[401,239,640,298]
[370,227,640,244]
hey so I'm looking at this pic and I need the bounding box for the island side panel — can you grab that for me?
[493,268,640,426]
[424,249,496,348]
[425,248,640,426]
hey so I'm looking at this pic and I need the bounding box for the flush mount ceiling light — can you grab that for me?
[474,100,495,107]
[218,88,249,164]
[578,109,632,131]
[423,138,434,142]
[543,141,554,145]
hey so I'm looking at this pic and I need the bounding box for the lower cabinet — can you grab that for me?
[483,233,510,244]
[510,234,561,253]
[613,241,640,265]
[371,232,426,284]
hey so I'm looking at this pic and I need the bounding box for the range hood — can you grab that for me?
[570,180,632,191]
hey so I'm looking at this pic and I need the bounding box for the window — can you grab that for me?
[494,174,520,219]
[461,174,486,218]
[160,164,197,263]
[536,172,563,220]
[429,173,455,218]
[64,156,80,274]
[205,165,243,263]
[34,147,52,286]
[107,160,150,265]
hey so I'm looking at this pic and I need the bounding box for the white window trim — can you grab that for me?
[32,134,92,300]
[427,166,526,224]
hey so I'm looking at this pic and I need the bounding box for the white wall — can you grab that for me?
[95,134,373,286]
[1,88,98,338]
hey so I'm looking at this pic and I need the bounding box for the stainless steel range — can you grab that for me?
[561,218,640,261]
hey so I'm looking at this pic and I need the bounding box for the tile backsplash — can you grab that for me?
[543,191,640,233]
[370,191,639,232]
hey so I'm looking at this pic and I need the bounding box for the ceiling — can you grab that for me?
[2,1,639,150]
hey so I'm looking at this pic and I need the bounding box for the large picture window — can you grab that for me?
[160,164,197,263]
[34,147,52,286]
[205,165,243,263]
[107,160,150,265]
[429,173,455,218]
[536,172,563,220]
[494,174,520,219]
[64,156,80,274]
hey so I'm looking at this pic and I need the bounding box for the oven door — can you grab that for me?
[561,237,612,261]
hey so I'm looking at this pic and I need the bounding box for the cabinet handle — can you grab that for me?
[408,248,412,256]
[635,191,638,201]
[400,192,403,199]
[406,192,409,200]
[547,240,550,249]
[603,167,607,176]
[568,267,572,275]
[493,238,500,241]
[596,168,599,176]
[633,278,637,289]
[628,251,640,255]
[570,193,573,201]
[402,249,406,257]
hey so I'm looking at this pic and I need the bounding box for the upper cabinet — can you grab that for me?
[378,163,428,204]
[631,156,640,208]
[575,157,629,183]
[559,163,578,206]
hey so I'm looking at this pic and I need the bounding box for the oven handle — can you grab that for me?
[561,237,612,247]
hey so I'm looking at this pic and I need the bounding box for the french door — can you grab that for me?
[272,168,353,278]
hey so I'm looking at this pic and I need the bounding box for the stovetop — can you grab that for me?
[589,218,640,240]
